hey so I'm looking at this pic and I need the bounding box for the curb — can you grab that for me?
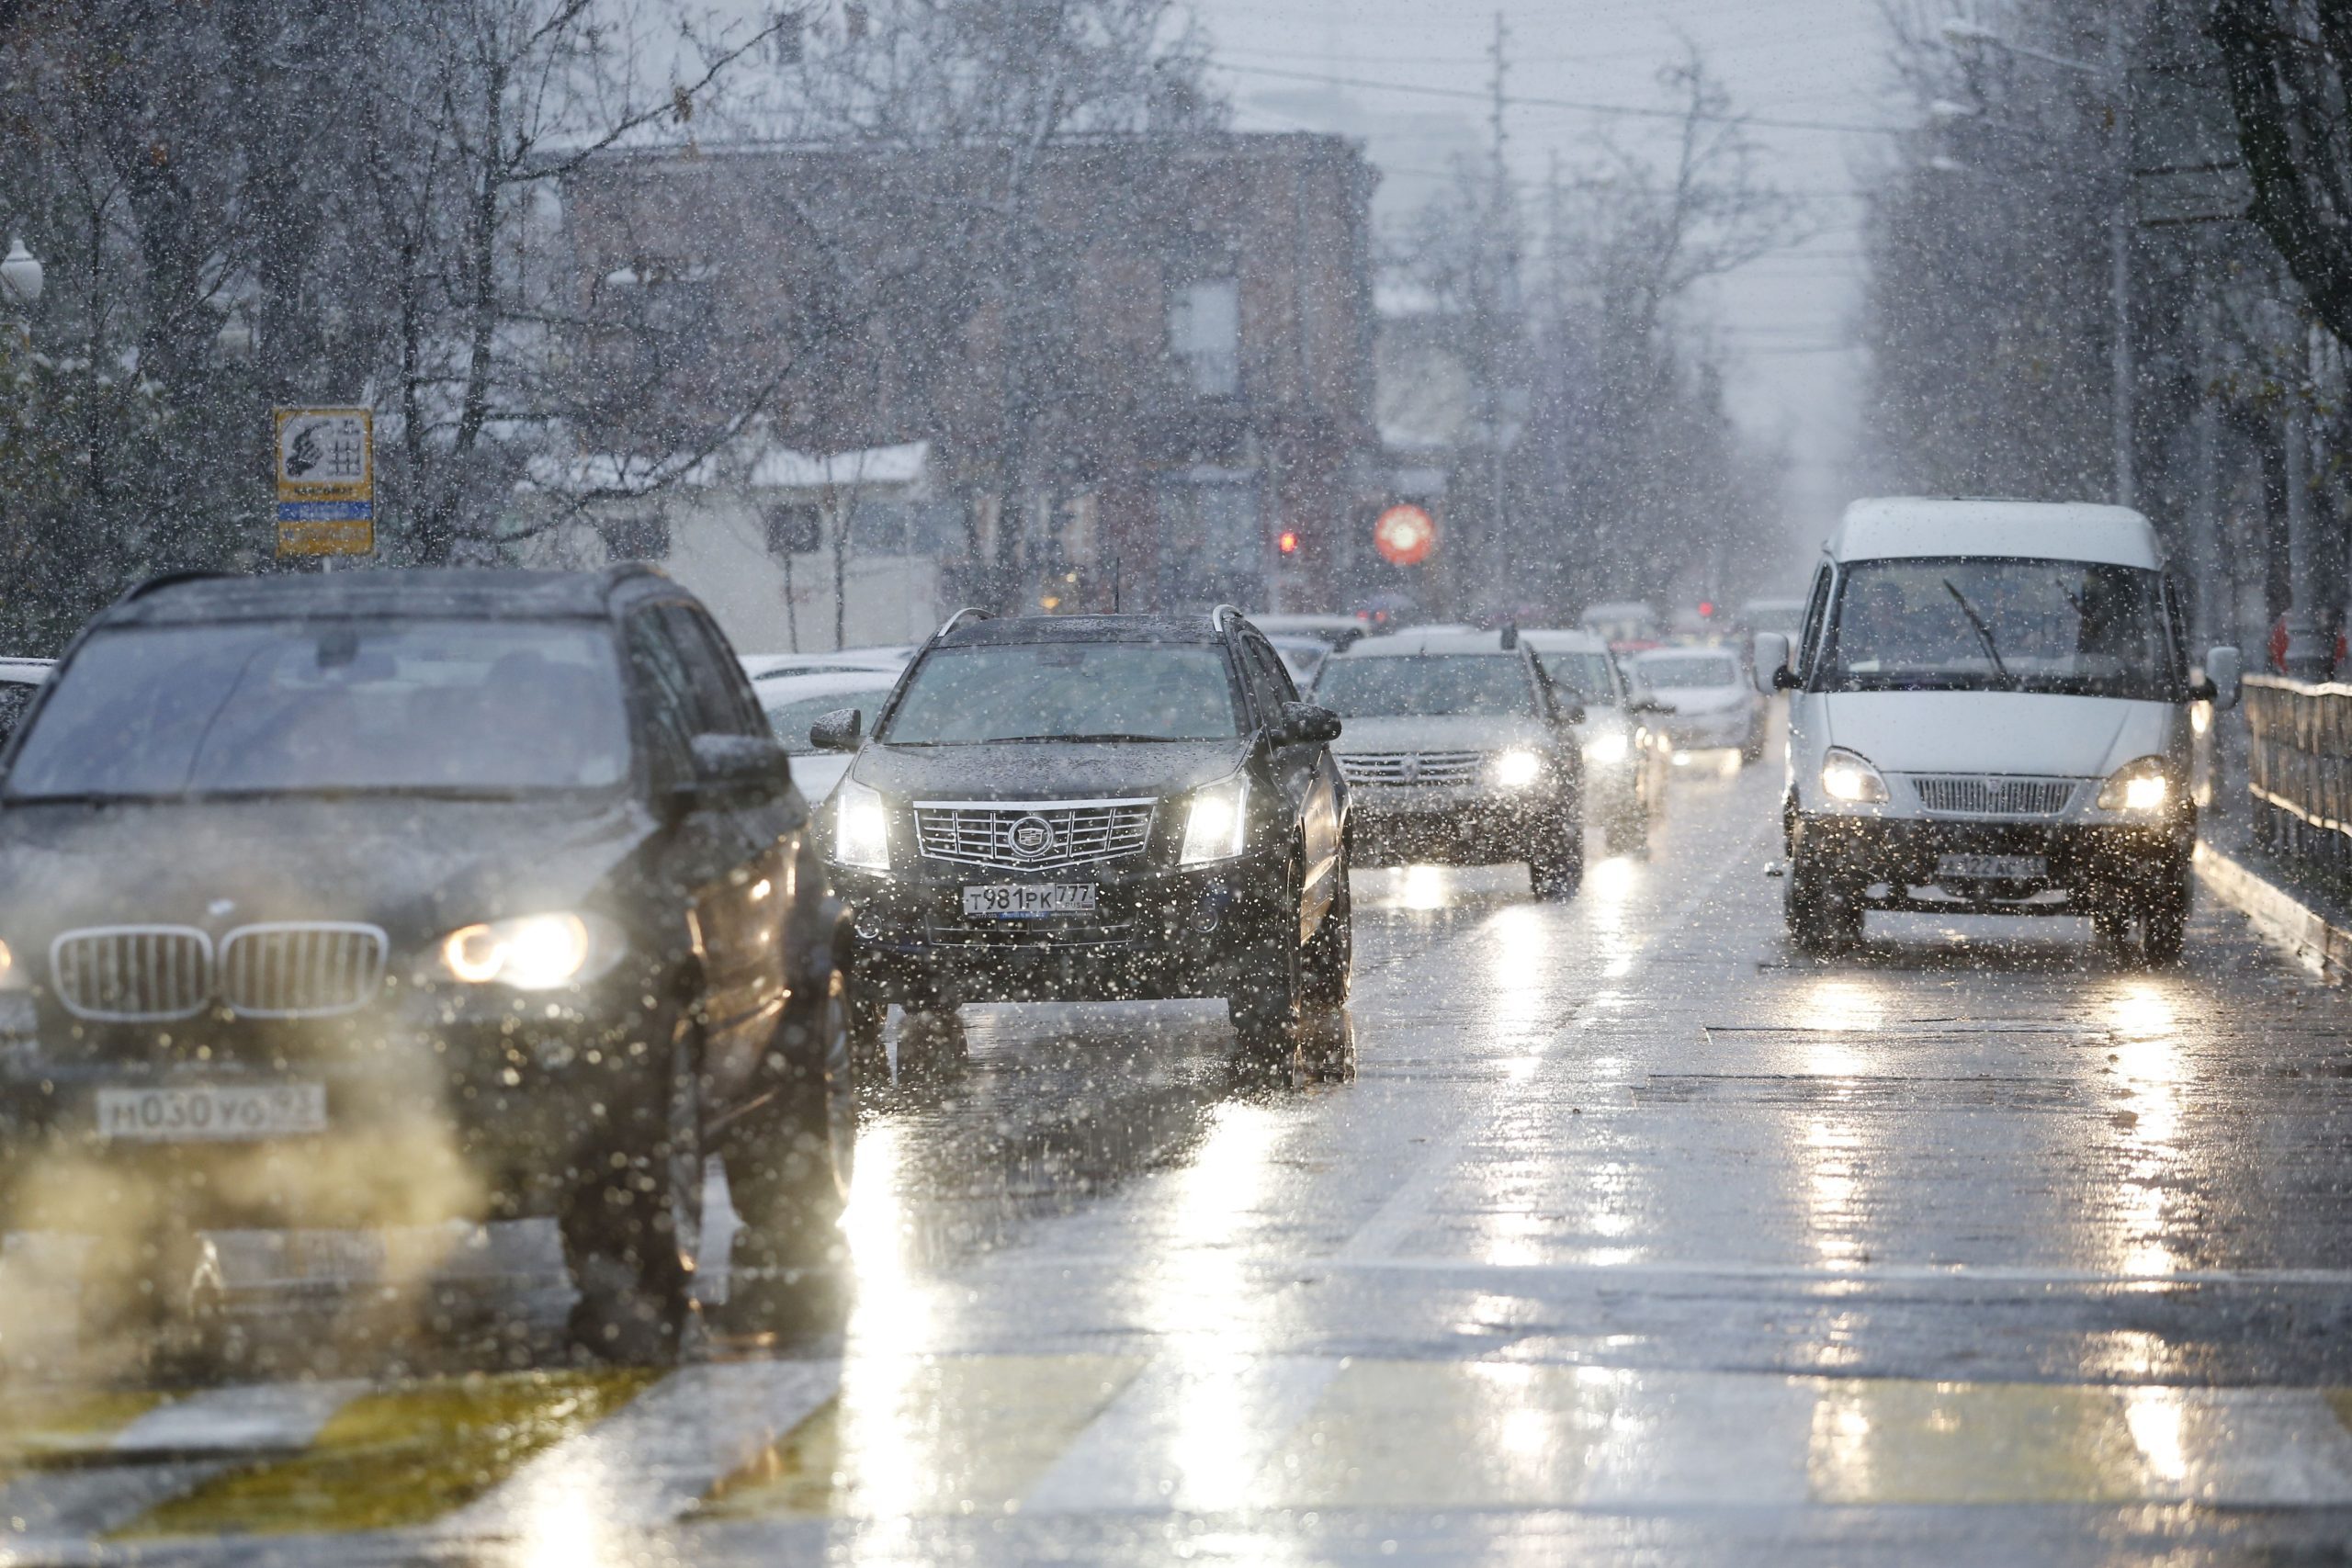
[2194,840,2352,985]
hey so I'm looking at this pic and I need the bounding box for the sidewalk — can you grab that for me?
[2198,709,2352,984]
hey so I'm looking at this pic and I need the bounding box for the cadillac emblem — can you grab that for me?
[1006,815,1057,860]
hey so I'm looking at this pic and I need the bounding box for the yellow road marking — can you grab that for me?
[699,1354,1143,1520]
[0,1389,168,1477]
[113,1370,657,1540]
[1809,1381,2148,1505]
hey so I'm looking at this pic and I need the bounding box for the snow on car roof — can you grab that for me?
[1334,631,1522,658]
[1516,627,1610,653]
[1829,497,2161,569]
[740,648,910,679]
[752,668,902,701]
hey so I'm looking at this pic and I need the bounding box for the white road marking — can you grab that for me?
[109,1380,366,1457]
[1021,1354,1341,1514]
[435,1358,842,1536]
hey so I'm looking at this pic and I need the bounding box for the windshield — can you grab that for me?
[764,687,898,754]
[880,642,1240,744]
[7,620,630,799]
[1818,558,2180,699]
[1637,655,1739,689]
[1538,652,1617,705]
[1314,655,1537,718]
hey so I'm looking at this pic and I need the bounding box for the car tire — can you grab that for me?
[1786,851,1858,955]
[1230,869,1306,1070]
[723,964,857,1325]
[1529,821,1584,900]
[2141,859,2191,966]
[1301,863,1353,1010]
[560,1012,705,1366]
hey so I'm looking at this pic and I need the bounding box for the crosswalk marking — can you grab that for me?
[108,1380,365,1459]
[7,1354,2352,1548]
[1022,1354,1343,1513]
[698,1354,1146,1521]
[439,1358,842,1537]
[113,1369,658,1540]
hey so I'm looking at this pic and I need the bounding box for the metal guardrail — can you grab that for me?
[2245,673,2352,888]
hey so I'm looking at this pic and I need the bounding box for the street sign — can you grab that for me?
[1374,503,1437,567]
[275,407,374,558]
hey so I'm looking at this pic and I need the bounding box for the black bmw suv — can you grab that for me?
[0,568,854,1364]
[814,608,1351,1067]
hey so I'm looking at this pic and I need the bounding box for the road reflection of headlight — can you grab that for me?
[1492,749,1543,788]
[439,913,595,989]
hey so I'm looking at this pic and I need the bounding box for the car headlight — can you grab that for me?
[833,779,890,871]
[437,913,616,990]
[0,938,27,992]
[1180,773,1250,865]
[1491,749,1544,788]
[1584,729,1631,766]
[1819,748,1890,805]
[2097,756,2172,814]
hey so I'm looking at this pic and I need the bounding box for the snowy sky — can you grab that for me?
[1187,0,1894,581]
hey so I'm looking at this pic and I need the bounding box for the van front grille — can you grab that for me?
[1906,774,2079,818]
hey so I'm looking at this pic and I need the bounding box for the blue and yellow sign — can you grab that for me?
[275,407,374,557]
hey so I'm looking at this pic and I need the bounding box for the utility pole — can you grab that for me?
[1482,9,1512,615]
[2106,4,2136,511]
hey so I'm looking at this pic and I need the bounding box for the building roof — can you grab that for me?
[1828,498,2161,569]
[517,438,931,500]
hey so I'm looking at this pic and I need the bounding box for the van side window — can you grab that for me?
[1797,564,1835,677]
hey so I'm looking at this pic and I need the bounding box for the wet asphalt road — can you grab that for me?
[9,738,2352,1564]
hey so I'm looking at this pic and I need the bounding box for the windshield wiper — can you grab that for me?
[1941,580,2018,690]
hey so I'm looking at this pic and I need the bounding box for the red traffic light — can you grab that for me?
[1698,601,1715,618]
[1277,530,1300,556]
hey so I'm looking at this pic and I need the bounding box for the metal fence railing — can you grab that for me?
[2245,673,2352,890]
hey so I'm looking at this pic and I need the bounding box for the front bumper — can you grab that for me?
[833,850,1287,1005]
[1345,784,1577,866]
[1792,811,2191,911]
[0,987,672,1229]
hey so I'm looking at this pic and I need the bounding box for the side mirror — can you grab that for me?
[2203,646,2242,711]
[679,733,790,810]
[808,707,864,752]
[1751,633,1792,694]
[1278,700,1342,746]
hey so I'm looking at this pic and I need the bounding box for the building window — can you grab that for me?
[602,512,671,561]
[764,502,822,556]
[1169,278,1239,398]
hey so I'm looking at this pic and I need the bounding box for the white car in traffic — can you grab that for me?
[753,668,905,805]
[1629,647,1766,763]
[1521,628,1668,854]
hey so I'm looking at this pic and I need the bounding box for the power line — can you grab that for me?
[1206,60,1906,136]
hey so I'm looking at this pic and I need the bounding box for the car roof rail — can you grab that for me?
[1209,604,1245,635]
[935,605,992,639]
[115,569,232,604]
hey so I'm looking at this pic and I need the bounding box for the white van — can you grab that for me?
[1753,498,2241,961]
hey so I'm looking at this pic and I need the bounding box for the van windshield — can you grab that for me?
[1818,557,2180,700]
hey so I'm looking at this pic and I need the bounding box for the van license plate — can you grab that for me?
[95,1084,326,1143]
[1936,853,2046,882]
[963,884,1096,919]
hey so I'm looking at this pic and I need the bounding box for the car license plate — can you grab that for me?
[962,884,1097,919]
[1936,852,2046,882]
[95,1084,326,1143]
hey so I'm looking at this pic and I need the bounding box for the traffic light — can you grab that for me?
[1277,530,1300,556]
[1699,600,1716,620]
